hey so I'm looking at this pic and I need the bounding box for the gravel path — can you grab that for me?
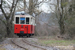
[13,38,43,50]
[0,38,59,50]
[0,38,25,50]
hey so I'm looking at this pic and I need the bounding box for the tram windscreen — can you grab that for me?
[26,18,29,24]
[20,17,25,24]
[16,17,19,24]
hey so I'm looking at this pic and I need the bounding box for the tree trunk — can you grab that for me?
[5,18,12,37]
[59,16,65,35]
[57,0,65,35]
[5,19,11,37]
[6,26,10,37]
[60,0,65,35]
[29,0,34,15]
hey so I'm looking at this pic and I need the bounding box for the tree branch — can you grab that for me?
[9,0,15,18]
[35,11,43,17]
[34,0,50,7]
[0,18,6,25]
[1,7,7,18]
[1,0,7,18]
[10,0,18,23]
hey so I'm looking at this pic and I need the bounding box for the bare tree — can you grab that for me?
[28,0,50,16]
[0,0,18,37]
[55,0,69,35]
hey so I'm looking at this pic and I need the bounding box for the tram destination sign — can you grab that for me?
[20,15,25,17]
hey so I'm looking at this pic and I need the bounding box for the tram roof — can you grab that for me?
[15,12,32,16]
[15,12,35,18]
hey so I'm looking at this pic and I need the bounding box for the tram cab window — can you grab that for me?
[26,18,29,24]
[20,17,25,24]
[16,17,19,24]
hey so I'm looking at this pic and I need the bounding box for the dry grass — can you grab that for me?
[38,39,75,46]
[38,36,75,50]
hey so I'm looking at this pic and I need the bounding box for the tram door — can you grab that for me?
[20,17,27,33]
[20,17,30,34]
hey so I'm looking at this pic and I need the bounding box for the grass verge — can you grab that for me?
[38,39,75,46]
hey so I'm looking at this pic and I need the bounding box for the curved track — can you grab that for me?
[22,39,46,50]
[11,38,28,50]
[11,38,46,50]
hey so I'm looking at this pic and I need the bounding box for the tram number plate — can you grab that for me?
[21,29,24,30]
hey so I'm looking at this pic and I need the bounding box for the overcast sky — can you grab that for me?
[0,0,56,14]
[40,0,56,13]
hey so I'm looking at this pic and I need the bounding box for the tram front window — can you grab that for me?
[16,17,19,24]
[26,18,29,24]
[20,17,25,24]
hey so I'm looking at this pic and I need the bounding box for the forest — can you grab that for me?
[0,0,75,39]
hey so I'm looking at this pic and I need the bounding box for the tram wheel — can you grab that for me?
[27,34,30,37]
[18,35,23,37]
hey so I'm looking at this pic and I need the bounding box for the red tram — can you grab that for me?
[13,12,35,37]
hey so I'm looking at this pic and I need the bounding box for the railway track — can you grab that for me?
[11,38,28,50]
[11,38,46,50]
[22,39,46,50]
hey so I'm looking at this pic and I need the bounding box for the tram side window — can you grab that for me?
[16,17,19,24]
[26,18,29,24]
[20,17,25,24]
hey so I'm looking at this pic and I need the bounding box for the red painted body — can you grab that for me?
[14,24,34,34]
